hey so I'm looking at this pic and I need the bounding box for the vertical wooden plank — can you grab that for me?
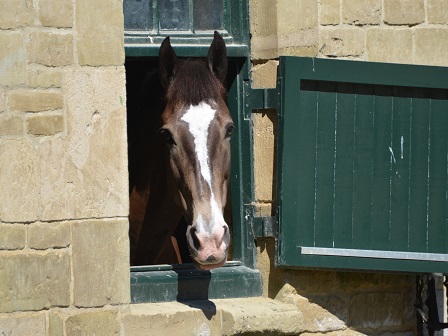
[370,85,393,251]
[314,82,337,247]
[333,83,356,248]
[408,89,430,252]
[427,92,448,253]
[389,87,411,251]
[352,85,374,249]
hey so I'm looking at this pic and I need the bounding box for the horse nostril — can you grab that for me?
[190,227,200,251]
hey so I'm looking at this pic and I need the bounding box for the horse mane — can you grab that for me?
[166,59,226,106]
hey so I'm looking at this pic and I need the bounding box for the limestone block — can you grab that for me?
[8,90,63,112]
[335,272,414,292]
[0,224,26,250]
[384,0,425,25]
[319,28,364,57]
[48,311,64,336]
[26,114,64,136]
[27,31,73,67]
[39,68,128,220]
[366,28,412,64]
[0,114,24,136]
[65,309,120,336]
[349,292,403,328]
[250,0,279,60]
[72,219,130,307]
[28,222,70,250]
[427,0,448,24]
[0,251,70,313]
[0,139,39,222]
[123,302,222,335]
[0,0,34,29]
[76,0,124,66]
[253,111,276,202]
[0,90,4,112]
[252,60,279,89]
[0,312,46,336]
[342,0,381,25]
[39,0,73,28]
[320,0,340,25]
[27,68,63,88]
[414,28,448,66]
[0,31,26,86]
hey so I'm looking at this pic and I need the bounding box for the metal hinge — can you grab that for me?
[252,215,277,237]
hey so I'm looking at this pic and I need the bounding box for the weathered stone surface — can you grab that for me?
[383,0,425,25]
[0,312,46,336]
[320,0,340,25]
[301,330,366,336]
[342,0,381,25]
[252,60,279,89]
[65,309,120,336]
[0,114,23,136]
[414,28,448,66]
[28,222,70,250]
[76,0,124,66]
[0,224,26,250]
[427,0,448,24]
[0,90,4,112]
[39,0,73,27]
[367,28,412,63]
[250,0,278,59]
[320,28,365,57]
[253,110,276,202]
[8,90,63,112]
[216,297,304,335]
[0,31,26,86]
[0,0,34,29]
[123,302,221,336]
[349,292,403,328]
[26,114,64,136]
[335,272,414,292]
[48,310,64,336]
[0,139,39,222]
[27,68,63,88]
[0,251,70,313]
[28,31,73,66]
[72,219,130,307]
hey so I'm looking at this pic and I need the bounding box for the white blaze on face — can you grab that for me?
[181,102,225,234]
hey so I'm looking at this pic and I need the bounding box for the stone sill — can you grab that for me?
[122,297,303,335]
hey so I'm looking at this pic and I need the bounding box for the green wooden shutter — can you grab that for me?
[276,57,448,273]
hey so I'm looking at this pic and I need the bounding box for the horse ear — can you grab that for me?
[207,31,227,84]
[159,36,178,89]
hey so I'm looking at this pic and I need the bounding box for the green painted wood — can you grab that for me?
[277,57,448,273]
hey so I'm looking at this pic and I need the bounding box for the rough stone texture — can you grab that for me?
[39,68,128,220]
[0,90,4,112]
[253,111,276,202]
[0,224,26,250]
[27,68,63,88]
[8,90,63,113]
[27,31,74,67]
[427,0,448,24]
[0,251,70,313]
[28,222,70,250]
[76,0,124,66]
[319,0,340,25]
[252,60,279,89]
[65,309,120,336]
[250,0,278,59]
[0,31,26,86]
[39,0,73,28]
[342,0,381,25]
[0,114,24,136]
[72,219,130,307]
[0,0,34,29]
[320,27,365,57]
[0,312,46,336]
[26,114,64,136]
[414,28,448,66]
[366,28,412,63]
[48,310,64,336]
[383,0,425,25]
[0,139,39,222]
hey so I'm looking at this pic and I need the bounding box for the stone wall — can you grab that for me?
[250,0,448,334]
[0,0,131,334]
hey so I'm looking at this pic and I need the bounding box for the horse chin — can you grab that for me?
[192,258,227,271]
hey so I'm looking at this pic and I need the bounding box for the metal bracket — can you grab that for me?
[252,216,277,237]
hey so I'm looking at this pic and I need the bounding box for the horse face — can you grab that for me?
[159,32,232,270]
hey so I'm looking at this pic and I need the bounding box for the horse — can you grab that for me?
[128,31,233,270]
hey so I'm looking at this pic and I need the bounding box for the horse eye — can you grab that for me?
[159,129,176,145]
[225,123,235,138]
